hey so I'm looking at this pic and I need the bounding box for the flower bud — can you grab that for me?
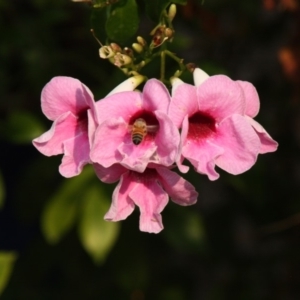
[110,43,122,53]
[113,53,132,67]
[132,43,143,53]
[123,47,134,57]
[164,28,174,39]
[99,46,114,59]
[168,4,177,21]
[137,36,147,47]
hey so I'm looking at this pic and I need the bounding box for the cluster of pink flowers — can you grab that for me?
[33,69,278,233]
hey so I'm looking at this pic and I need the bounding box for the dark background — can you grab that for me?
[1,0,300,299]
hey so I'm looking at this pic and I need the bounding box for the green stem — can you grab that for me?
[160,51,166,82]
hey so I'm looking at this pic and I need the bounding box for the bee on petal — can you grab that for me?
[130,118,158,145]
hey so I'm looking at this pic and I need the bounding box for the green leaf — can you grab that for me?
[78,184,120,264]
[0,171,5,209]
[0,111,46,144]
[0,252,17,296]
[41,166,94,244]
[105,0,139,44]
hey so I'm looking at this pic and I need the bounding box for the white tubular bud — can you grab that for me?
[132,43,143,53]
[106,75,146,96]
[99,46,114,59]
[168,4,177,22]
[137,36,147,47]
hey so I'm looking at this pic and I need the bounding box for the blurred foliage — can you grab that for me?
[0,0,300,299]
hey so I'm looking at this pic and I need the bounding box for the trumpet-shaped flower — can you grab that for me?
[94,163,198,233]
[90,79,180,173]
[33,76,144,177]
[32,76,97,177]
[169,68,278,180]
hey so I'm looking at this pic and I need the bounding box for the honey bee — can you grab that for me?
[130,118,158,145]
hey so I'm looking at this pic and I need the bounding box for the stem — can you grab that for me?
[160,51,166,82]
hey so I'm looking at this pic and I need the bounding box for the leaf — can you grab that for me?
[0,252,17,296]
[0,171,5,210]
[78,184,120,264]
[0,111,46,144]
[105,0,139,44]
[41,166,94,244]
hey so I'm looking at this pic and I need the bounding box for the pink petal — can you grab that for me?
[104,172,135,221]
[197,75,245,122]
[95,91,142,123]
[41,77,94,121]
[169,83,198,128]
[154,111,180,167]
[59,132,90,178]
[193,68,210,86]
[32,112,78,156]
[246,116,278,153]
[175,115,190,173]
[93,163,127,183]
[118,141,157,173]
[182,134,223,181]
[142,79,170,113]
[90,117,126,168]
[237,81,260,118]
[129,174,168,234]
[156,167,198,206]
[215,114,260,174]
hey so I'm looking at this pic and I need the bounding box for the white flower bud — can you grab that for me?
[168,4,177,21]
[132,43,143,54]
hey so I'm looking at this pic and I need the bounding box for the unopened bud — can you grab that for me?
[164,28,174,39]
[110,43,122,53]
[186,63,197,73]
[99,46,114,59]
[123,47,134,57]
[168,4,177,21]
[137,36,147,47]
[113,53,132,67]
[132,43,143,53]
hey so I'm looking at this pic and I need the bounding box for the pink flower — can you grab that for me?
[94,163,198,233]
[32,76,98,178]
[169,68,278,180]
[90,79,180,173]
[33,75,145,178]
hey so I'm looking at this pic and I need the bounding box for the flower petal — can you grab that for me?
[59,131,90,178]
[215,114,260,174]
[193,68,210,86]
[90,117,126,168]
[237,80,260,118]
[41,77,94,120]
[156,167,198,206]
[246,116,278,153]
[129,174,168,233]
[93,163,127,183]
[197,75,245,122]
[169,83,198,128]
[95,91,142,123]
[32,112,78,156]
[104,172,135,221]
[142,79,170,113]
[154,111,180,167]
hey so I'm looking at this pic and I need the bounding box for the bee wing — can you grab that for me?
[147,125,159,133]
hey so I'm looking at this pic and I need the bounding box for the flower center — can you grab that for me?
[77,109,88,131]
[129,111,159,145]
[187,112,216,141]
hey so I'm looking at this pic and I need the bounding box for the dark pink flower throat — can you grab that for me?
[188,112,216,141]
